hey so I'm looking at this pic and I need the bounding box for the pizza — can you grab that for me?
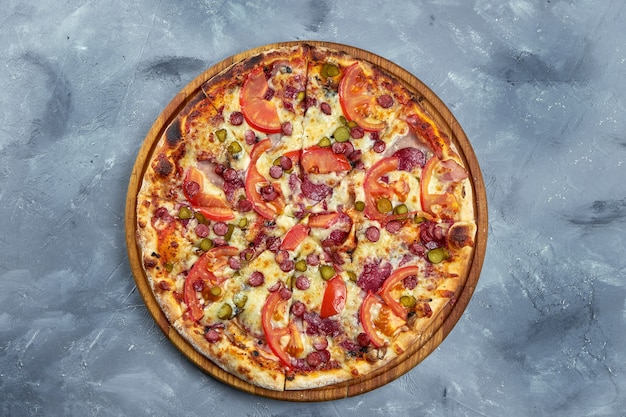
[133,43,477,392]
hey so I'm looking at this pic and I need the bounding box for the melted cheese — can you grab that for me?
[235,251,290,336]
[301,94,343,148]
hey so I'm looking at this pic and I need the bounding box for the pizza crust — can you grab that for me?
[173,319,286,391]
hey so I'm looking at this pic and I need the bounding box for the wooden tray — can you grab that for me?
[125,41,488,401]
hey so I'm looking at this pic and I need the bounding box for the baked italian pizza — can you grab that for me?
[132,43,479,392]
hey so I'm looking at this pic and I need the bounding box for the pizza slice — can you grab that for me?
[199,45,308,153]
[198,47,310,222]
[138,87,247,225]
[266,227,356,388]
[172,248,292,391]
[136,194,199,323]
[302,46,414,164]
[284,267,362,388]
[281,216,416,389]
[136,92,208,203]
[297,47,363,213]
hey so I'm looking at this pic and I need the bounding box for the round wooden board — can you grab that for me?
[125,41,488,401]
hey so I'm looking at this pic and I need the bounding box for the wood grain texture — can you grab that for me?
[125,41,488,401]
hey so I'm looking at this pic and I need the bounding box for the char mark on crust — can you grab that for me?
[448,223,474,249]
[165,118,182,147]
[310,45,351,65]
[143,257,158,269]
[179,88,209,118]
[241,53,265,72]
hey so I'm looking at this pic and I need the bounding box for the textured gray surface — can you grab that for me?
[1,0,625,416]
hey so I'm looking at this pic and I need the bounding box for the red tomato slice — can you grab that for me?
[183,167,205,206]
[202,246,239,280]
[301,146,351,174]
[248,137,272,162]
[362,156,400,222]
[187,251,219,284]
[193,192,236,222]
[280,223,310,251]
[194,205,236,222]
[339,63,385,131]
[420,156,459,219]
[283,149,302,164]
[378,266,419,320]
[363,156,399,193]
[183,167,235,221]
[261,291,300,368]
[240,67,281,134]
[245,139,284,220]
[183,273,209,322]
[359,292,387,348]
[245,167,279,220]
[320,276,347,319]
[307,211,341,228]
[183,246,238,322]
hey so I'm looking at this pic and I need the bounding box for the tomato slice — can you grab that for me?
[261,291,300,368]
[183,246,239,322]
[301,146,351,174]
[240,67,281,134]
[280,223,310,251]
[364,156,399,193]
[244,167,277,220]
[283,149,302,164]
[248,137,271,162]
[187,252,218,284]
[420,156,460,219]
[359,292,387,348]
[193,192,237,222]
[245,139,284,220]
[183,167,205,206]
[320,276,347,319]
[183,167,235,221]
[339,63,385,131]
[202,246,240,281]
[362,156,399,222]
[183,274,209,322]
[378,266,419,320]
[194,205,237,222]
[307,211,341,228]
